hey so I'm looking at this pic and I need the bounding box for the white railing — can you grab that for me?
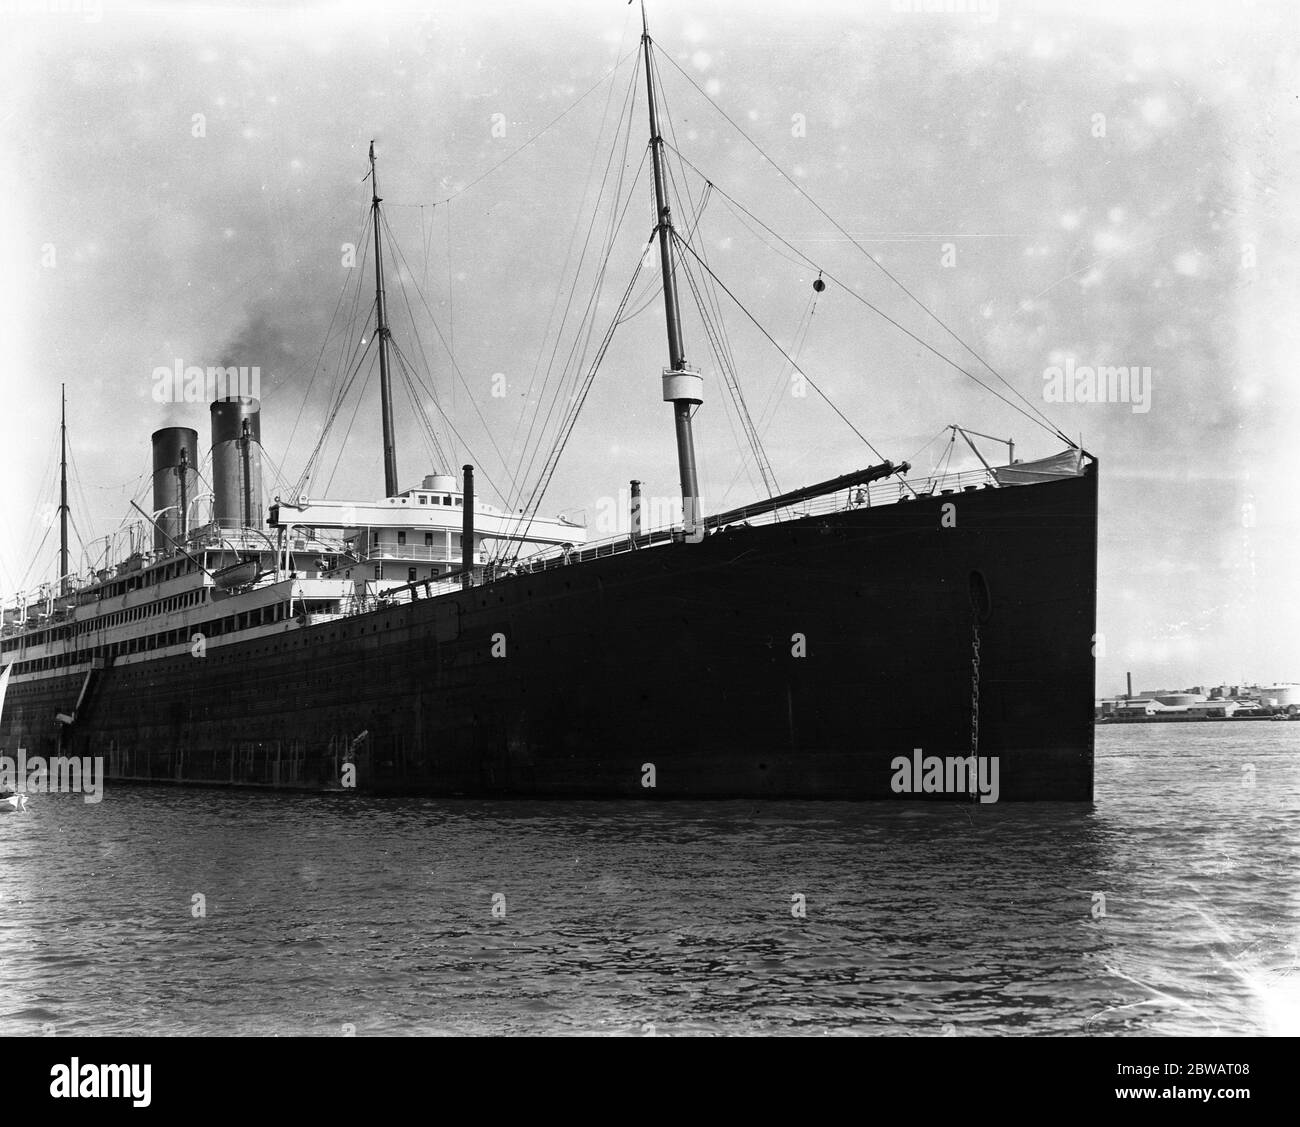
[355,545,475,564]
[0,464,1017,629]
[491,465,1002,577]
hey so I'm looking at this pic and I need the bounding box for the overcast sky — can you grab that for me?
[1,0,1297,695]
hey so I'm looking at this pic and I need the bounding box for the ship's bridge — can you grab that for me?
[268,472,586,588]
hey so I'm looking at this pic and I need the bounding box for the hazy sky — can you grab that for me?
[1,0,1297,695]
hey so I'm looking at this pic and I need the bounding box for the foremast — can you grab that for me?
[59,384,69,595]
[369,141,399,497]
[641,7,703,531]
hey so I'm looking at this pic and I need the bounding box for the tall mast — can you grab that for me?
[370,141,399,497]
[641,6,703,529]
[59,383,69,595]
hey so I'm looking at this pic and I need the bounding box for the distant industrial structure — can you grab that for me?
[1096,676,1300,722]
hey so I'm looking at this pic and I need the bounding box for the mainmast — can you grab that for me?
[369,141,399,497]
[641,7,703,530]
[59,383,69,595]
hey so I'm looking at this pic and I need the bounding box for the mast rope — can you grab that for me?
[508,64,646,519]
[320,370,373,498]
[279,200,373,492]
[664,142,1068,444]
[620,175,711,321]
[651,40,1070,445]
[380,210,520,500]
[504,59,645,489]
[415,48,642,210]
[386,337,508,508]
[389,353,454,488]
[671,230,889,464]
[903,426,954,472]
[678,243,779,499]
[297,325,376,498]
[756,291,816,441]
[501,246,651,565]
[715,290,817,508]
[509,37,647,483]
[504,161,653,542]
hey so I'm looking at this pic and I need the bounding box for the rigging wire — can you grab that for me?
[423,48,641,209]
[502,247,651,565]
[256,441,293,506]
[379,210,520,500]
[903,425,955,471]
[391,355,450,483]
[653,45,735,369]
[508,45,644,472]
[670,230,889,464]
[277,199,374,488]
[757,292,816,440]
[508,63,646,516]
[376,217,458,475]
[16,429,59,584]
[297,328,378,498]
[677,238,777,499]
[715,291,817,506]
[321,368,373,499]
[619,185,712,322]
[655,40,1071,444]
[669,192,779,496]
[67,510,88,573]
[648,49,1072,444]
[665,145,1060,449]
[14,522,54,594]
[504,161,651,542]
[386,337,508,508]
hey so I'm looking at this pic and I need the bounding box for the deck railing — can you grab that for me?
[2,464,1009,626]
[493,465,1000,577]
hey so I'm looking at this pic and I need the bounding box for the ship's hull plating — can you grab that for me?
[0,468,1097,799]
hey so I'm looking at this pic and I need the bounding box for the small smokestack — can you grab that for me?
[210,397,263,532]
[630,479,642,535]
[150,427,199,553]
[462,464,474,587]
[1127,671,1133,700]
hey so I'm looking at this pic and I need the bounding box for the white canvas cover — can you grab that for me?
[993,448,1086,486]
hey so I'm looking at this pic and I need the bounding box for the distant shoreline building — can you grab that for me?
[1095,677,1300,720]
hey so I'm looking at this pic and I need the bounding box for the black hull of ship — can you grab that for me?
[0,467,1097,800]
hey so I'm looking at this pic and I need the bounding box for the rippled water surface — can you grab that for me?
[1,724,1297,1035]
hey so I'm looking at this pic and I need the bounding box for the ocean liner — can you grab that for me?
[0,13,1097,800]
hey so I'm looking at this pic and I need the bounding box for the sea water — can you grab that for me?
[1,723,1295,1035]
